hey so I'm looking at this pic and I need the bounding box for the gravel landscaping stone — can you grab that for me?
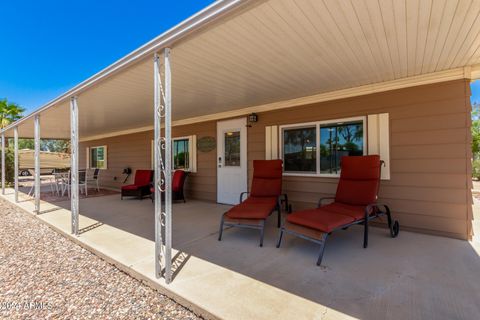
[0,198,201,320]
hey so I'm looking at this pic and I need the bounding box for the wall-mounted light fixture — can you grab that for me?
[247,113,258,127]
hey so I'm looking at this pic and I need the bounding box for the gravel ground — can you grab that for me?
[0,198,201,320]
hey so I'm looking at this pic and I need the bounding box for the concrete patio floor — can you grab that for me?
[2,187,480,320]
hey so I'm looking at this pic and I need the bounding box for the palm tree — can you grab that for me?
[0,98,25,129]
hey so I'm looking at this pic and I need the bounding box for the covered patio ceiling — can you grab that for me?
[3,0,480,140]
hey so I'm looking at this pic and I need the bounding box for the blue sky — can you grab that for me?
[472,80,480,106]
[0,0,213,113]
[1,0,479,113]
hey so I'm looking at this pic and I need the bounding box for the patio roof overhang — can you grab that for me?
[2,0,480,140]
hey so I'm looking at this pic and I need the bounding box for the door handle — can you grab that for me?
[218,156,222,168]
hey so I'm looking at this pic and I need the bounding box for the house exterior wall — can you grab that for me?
[80,79,472,240]
[79,121,217,202]
[248,79,472,240]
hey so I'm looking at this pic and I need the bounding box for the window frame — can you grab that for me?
[279,116,366,177]
[88,145,108,170]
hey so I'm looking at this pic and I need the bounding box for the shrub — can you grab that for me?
[1,147,14,185]
[473,159,480,180]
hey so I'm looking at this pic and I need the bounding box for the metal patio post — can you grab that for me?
[164,47,173,284]
[153,53,164,280]
[34,115,40,213]
[14,127,19,202]
[153,48,173,284]
[1,133,5,195]
[70,97,79,235]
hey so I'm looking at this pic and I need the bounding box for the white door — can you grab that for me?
[217,118,247,205]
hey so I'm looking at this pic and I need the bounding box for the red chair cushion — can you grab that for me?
[250,160,283,198]
[226,197,277,220]
[122,185,140,191]
[287,208,355,233]
[172,170,186,192]
[321,202,366,220]
[134,170,153,187]
[335,155,381,206]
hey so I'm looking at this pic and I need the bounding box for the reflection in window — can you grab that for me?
[90,146,106,169]
[283,127,316,173]
[320,121,363,174]
[224,131,240,166]
[173,139,189,170]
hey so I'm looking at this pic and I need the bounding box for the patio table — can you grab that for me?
[27,170,57,197]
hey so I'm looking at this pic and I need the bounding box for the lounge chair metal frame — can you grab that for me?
[218,192,282,247]
[276,158,400,266]
[277,198,399,265]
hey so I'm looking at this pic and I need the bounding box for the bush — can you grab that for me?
[473,159,480,180]
[1,147,14,185]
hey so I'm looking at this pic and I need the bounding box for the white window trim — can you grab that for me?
[87,145,108,170]
[151,135,197,173]
[86,147,90,169]
[279,116,366,178]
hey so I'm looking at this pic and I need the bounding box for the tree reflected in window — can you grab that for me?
[283,127,316,172]
[320,122,363,174]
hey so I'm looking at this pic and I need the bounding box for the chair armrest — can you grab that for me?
[318,197,335,208]
[240,192,250,203]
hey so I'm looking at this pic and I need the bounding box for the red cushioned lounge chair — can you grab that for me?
[218,160,283,247]
[121,169,153,200]
[276,155,399,266]
[150,170,188,203]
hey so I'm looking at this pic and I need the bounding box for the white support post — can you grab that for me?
[34,115,41,213]
[70,97,79,235]
[164,47,173,284]
[153,53,163,280]
[153,48,173,283]
[1,133,5,195]
[14,127,19,202]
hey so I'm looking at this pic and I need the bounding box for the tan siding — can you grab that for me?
[391,159,467,174]
[390,144,466,159]
[387,173,467,188]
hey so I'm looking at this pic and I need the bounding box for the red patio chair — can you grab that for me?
[218,160,283,247]
[150,170,188,202]
[121,169,153,200]
[276,155,399,266]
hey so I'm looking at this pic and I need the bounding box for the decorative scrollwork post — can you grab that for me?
[154,48,172,283]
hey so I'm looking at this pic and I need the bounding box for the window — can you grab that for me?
[283,126,317,173]
[173,138,189,170]
[224,131,241,166]
[320,121,364,174]
[89,146,107,169]
[151,136,197,172]
[280,117,365,176]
